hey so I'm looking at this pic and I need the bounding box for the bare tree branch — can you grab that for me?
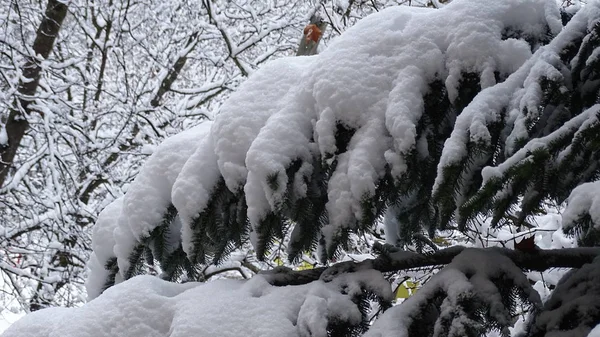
[0,0,68,188]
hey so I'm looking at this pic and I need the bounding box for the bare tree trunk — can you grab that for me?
[150,32,199,107]
[0,0,68,188]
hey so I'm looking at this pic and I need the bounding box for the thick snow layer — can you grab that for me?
[86,198,123,300]
[0,125,7,146]
[174,57,311,251]
[0,311,23,335]
[562,180,600,231]
[174,0,563,253]
[171,132,222,256]
[3,272,388,337]
[212,56,310,194]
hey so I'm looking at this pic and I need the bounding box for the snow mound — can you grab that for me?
[4,272,390,337]
[86,198,123,300]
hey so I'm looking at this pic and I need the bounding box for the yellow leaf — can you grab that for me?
[273,257,284,266]
[395,284,410,299]
[405,280,419,294]
[297,261,314,270]
[432,236,449,246]
[396,280,420,299]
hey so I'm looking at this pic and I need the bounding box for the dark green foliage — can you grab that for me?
[101,257,119,294]
[501,23,554,52]
[415,74,485,233]
[148,206,199,281]
[406,289,445,337]
[186,178,249,264]
[359,169,395,232]
[560,9,575,26]
[456,22,600,236]
[333,123,356,157]
[321,227,352,263]
[124,242,149,280]
[286,158,329,262]
[159,246,197,282]
[404,73,491,236]
[253,212,286,261]
[211,190,249,265]
[327,288,391,337]
[564,213,600,247]
[148,205,178,265]
[572,22,600,109]
[386,79,454,248]
[105,204,197,286]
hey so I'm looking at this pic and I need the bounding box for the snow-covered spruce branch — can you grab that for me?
[86,0,600,296]
[263,244,600,286]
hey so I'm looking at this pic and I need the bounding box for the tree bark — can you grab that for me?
[0,0,68,188]
[150,32,199,108]
[262,244,600,286]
